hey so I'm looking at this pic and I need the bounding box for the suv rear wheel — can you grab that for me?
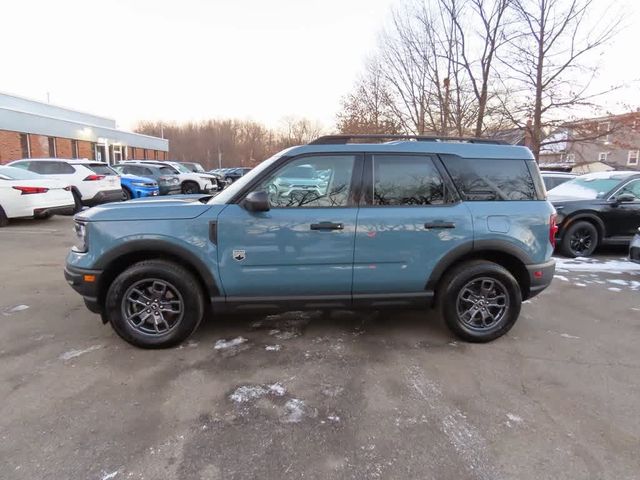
[559,220,598,257]
[438,260,521,342]
[105,260,204,348]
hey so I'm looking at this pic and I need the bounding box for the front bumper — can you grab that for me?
[630,235,640,263]
[526,258,556,299]
[83,189,122,206]
[131,186,160,198]
[159,185,182,195]
[64,264,103,313]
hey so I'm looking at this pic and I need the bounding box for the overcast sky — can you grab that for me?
[1,0,638,131]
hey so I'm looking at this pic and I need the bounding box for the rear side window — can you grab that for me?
[29,161,75,174]
[84,163,117,176]
[371,155,447,206]
[159,167,175,175]
[443,157,539,201]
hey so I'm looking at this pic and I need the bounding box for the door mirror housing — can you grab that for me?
[243,191,270,212]
[615,193,636,204]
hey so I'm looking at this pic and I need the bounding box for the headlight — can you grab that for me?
[73,221,88,252]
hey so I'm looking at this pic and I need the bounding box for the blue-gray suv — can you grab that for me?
[65,135,556,348]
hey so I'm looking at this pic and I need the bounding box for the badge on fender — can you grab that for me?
[233,250,246,261]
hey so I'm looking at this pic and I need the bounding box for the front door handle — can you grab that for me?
[424,222,456,229]
[310,222,344,231]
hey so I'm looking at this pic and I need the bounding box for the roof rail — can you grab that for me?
[308,134,507,145]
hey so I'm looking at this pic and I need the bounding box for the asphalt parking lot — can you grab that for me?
[1,215,639,480]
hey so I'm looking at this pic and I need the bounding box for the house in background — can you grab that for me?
[539,112,640,172]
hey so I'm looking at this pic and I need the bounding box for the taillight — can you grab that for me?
[549,213,558,247]
[13,186,49,195]
[83,174,105,181]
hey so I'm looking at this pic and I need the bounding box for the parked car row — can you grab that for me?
[208,167,252,186]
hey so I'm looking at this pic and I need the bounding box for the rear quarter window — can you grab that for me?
[83,163,118,176]
[443,157,541,201]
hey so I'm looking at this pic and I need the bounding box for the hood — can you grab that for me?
[79,194,218,221]
[197,173,218,180]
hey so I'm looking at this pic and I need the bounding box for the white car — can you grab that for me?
[8,158,122,211]
[0,166,74,226]
[124,160,217,194]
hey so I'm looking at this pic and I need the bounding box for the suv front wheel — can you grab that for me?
[105,260,204,348]
[438,260,522,343]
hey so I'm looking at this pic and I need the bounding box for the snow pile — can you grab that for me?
[229,383,286,403]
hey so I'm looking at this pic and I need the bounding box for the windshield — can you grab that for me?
[171,163,192,173]
[0,166,42,180]
[192,163,205,172]
[548,176,621,199]
[210,148,294,204]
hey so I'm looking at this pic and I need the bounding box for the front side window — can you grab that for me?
[257,155,356,208]
[618,180,640,200]
[444,158,537,201]
[371,155,446,206]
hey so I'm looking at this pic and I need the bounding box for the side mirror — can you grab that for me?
[615,193,636,204]
[243,191,270,212]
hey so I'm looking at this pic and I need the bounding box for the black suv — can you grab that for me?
[548,171,640,257]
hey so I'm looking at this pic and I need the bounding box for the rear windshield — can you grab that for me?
[0,166,41,180]
[443,157,541,201]
[84,163,118,176]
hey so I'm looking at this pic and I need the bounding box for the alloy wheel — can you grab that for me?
[456,277,509,331]
[569,228,594,256]
[121,279,184,335]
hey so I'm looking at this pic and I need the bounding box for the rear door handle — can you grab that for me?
[310,222,344,231]
[424,222,456,229]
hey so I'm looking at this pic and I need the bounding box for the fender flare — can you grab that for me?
[95,239,220,297]
[425,239,533,291]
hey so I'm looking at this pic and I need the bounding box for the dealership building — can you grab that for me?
[0,92,168,165]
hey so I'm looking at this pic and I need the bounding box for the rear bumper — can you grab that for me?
[34,204,75,217]
[630,235,640,263]
[64,264,103,313]
[83,189,122,206]
[526,258,556,299]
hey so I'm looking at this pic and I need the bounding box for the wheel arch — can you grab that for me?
[559,212,606,239]
[427,241,532,302]
[94,240,220,310]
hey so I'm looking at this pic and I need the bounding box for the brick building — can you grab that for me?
[0,92,168,165]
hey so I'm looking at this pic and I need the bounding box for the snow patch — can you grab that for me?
[560,333,580,339]
[59,344,102,361]
[101,471,119,480]
[574,283,587,287]
[506,413,523,424]
[2,304,29,316]
[265,344,282,351]
[281,398,317,423]
[229,383,286,403]
[554,275,569,282]
[607,287,621,292]
[214,337,247,350]
[555,257,640,273]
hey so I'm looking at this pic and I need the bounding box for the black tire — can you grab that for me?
[104,260,205,348]
[0,206,8,227]
[438,260,522,343]
[182,181,199,194]
[71,190,83,213]
[559,221,598,258]
[122,187,132,201]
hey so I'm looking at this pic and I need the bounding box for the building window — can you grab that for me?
[628,150,639,166]
[48,137,56,157]
[154,150,158,160]
[566,153,575,164]
[598,122,611,143]
[130,147,136,159]
[598,152,609,162]
[19,133,30,158]
[71,139,79,159]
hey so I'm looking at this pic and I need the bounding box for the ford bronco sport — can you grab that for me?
[65,134,556,348]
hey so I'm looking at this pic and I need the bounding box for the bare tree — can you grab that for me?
[503,0,620,159]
